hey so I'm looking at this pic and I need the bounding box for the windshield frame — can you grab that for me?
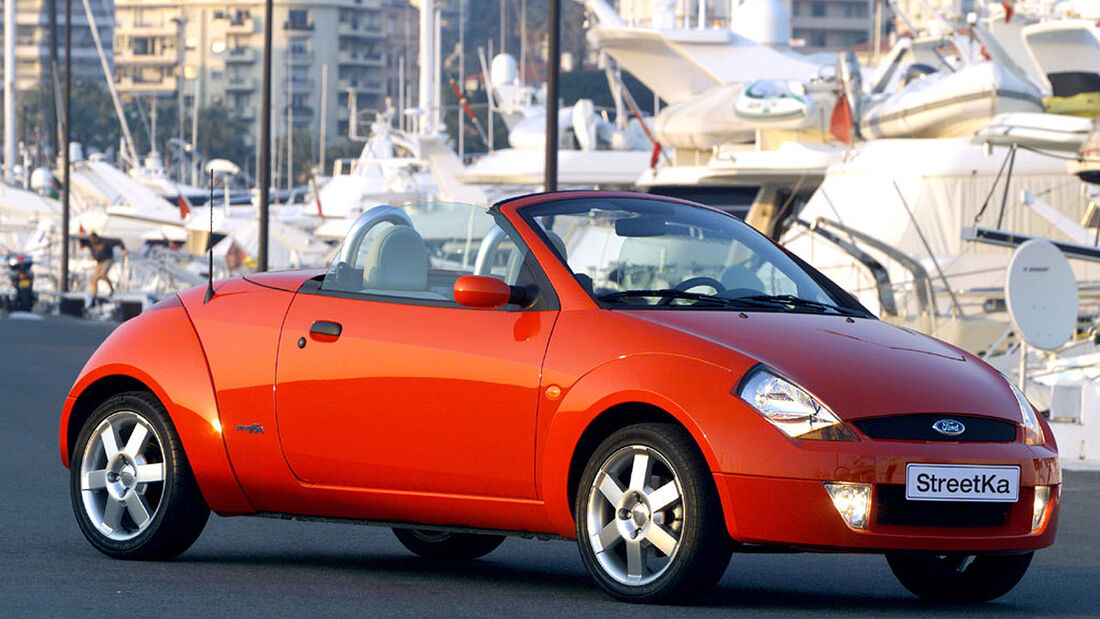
[513,195,874,318]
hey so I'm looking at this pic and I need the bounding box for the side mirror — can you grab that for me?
[453,275,513,309]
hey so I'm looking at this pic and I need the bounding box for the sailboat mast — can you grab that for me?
[151,96,157,156]
[5,0,16,183]
[80,0,139,167]
[418,0,434,134]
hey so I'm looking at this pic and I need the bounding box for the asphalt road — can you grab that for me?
[2,313,1099,617]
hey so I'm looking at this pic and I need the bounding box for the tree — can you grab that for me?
[5,80,122,166]
[274,127,324,186]
[194,104,252,173]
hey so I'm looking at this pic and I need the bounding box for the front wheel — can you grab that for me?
[575,423,731,603]
[70,392,210,560]
[886,552,1034,603]
[392,528,506,560]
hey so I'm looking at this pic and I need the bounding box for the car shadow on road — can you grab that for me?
[174,549,1049,613]
[691,586,1048,614]
[177,550,595,592]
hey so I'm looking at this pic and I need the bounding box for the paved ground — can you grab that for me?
[1,313,1098,617]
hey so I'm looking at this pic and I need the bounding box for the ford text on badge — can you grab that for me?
[905,464,1020,502]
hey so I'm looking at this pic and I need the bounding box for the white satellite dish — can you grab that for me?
[205,159,240,176]
[1005,239,1077,351]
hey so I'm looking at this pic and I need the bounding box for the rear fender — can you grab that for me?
[59,297,254,515]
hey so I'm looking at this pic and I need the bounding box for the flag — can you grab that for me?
[830,94,853,145]
[225,240,256,271]
[177,194,192,220]
[1002,0,1015,22]
[161,233,180,251]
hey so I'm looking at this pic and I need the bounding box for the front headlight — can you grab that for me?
[1005,378,1045,446]
[737,367,857,441]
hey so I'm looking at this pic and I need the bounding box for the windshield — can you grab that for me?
[519,196,869,316]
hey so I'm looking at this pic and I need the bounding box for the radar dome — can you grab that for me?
[30,167,55,194]
[730,0,791,46]
[490,54,518,88]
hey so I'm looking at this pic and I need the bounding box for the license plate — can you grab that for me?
[905,464,1020,502]
[18,280,30,288]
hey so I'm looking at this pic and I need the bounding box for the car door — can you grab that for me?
[274,205,557,500]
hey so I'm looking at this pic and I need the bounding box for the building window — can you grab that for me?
[287,9,311,30]
[844,3,868,18]
[133,37,153,55]
[811,2,826,16]
[812,32,827,46]
[845,31,867,45]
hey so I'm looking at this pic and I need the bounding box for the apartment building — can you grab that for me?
[0,0,115,91]
[382,0,418,123]
[790,0,877,51]
[113,0,387,150]
[615,0,882,53]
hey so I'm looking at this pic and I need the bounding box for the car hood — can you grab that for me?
[627,310,1020,421]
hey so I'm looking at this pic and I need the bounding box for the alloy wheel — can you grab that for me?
[585,444,684,586]
[78,411,166,541]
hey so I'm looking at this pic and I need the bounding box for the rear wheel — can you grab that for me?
[886,552,1034,603]
[70,392,210,560]
[575,423,731,603]
[392,528,506,560]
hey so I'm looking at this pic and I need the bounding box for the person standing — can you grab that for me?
[79,232,127,298]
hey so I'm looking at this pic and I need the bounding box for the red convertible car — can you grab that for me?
[61,192,1059,603]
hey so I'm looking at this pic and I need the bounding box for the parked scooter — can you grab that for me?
[6,254,35,311]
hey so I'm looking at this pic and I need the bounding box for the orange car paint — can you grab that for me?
[59,296,254,515]
[274,291,554,500]
[60,190,1061,553]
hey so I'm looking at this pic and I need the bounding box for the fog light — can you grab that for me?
[1032,485,1053,533]
[824,482,871,531]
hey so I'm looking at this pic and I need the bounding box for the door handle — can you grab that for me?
[310,320,342,337]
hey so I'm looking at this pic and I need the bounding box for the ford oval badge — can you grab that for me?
[932,419,966,437]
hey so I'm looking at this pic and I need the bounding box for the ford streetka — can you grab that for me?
[61,192,1059,603]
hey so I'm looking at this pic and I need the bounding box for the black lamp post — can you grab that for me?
[544,0,560,192]
[257,0,274,271]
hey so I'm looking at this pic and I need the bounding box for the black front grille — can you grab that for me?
[875,485,1010,528]
[853,414,1017,442]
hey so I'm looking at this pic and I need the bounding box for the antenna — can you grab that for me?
[203,169,215,303]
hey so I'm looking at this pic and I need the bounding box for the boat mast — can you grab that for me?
[418,0,434,134]
[151,96,158,159]
[319,63,327,174]
[79,0,140,167]
[5,0,15,183]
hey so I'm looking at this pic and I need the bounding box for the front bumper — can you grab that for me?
[714,442,1060,553]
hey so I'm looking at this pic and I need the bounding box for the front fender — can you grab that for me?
[538,352,756,538]
[59,297,254,515]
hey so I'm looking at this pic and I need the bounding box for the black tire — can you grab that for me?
[70,391,210,560]
[574,423,731,603]
[886,552,1034,603]
[392,528,506,560]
